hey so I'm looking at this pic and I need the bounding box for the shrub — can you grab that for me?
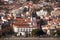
[52,30,60,36]
[31,29,46,37]
[56,30,60,35]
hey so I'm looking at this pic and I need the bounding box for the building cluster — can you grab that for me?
[0,0,60,36]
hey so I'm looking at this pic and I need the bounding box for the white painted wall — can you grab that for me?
[13,25,36,36]
[4,0,9,1]
[36,9,47,16]
[13,26,18,33]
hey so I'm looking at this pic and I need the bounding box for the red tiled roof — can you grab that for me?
[55,3,60,7]
[15,17,31,23]
[3,17,8,20]
[52,18,60,24]
[13,17,33,28]
[13,24,37,28]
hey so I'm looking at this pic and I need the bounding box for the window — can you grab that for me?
[21,28,25,32]
[0,25,1,30]
[25,28,26,31]
[27,28,30,32]
[30,28,32,31]
[19,28,21,32]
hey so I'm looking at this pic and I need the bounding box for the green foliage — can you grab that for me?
[31,29,39,37]
[2,24,14,35]
[31,29,46,37]
[56,30,60,35]
[52,30,60,36]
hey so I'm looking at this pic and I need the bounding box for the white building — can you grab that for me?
[13,17,37,36]
[51,8,60,16]
[36,9,48,17]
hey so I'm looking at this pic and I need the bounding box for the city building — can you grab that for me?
[0,0,60,36]
[13,17,37,36]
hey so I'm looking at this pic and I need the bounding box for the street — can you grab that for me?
[0,37,60,40]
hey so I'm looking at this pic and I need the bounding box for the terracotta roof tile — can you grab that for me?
[13,17,33,28]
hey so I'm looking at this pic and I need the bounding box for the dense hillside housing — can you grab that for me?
[0,0,60,36]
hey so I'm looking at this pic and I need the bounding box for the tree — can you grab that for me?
[1,22,14,36]
[53,30,60,36]
[32,10,37,18]
[31,29,46,37]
